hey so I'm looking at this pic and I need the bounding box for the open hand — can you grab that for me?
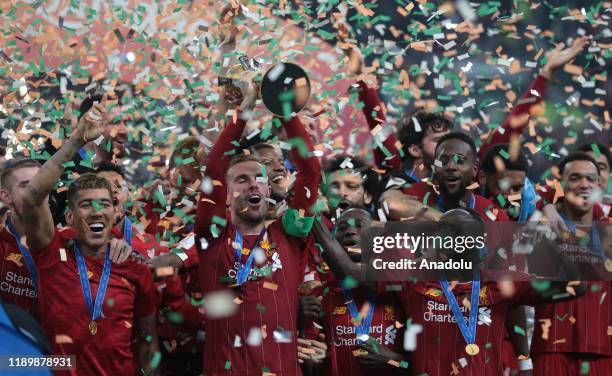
[541,36,590,78]
[74,99,109,144]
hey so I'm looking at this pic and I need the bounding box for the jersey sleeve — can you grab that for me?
[31,229,64,270]
[357,80,402,171]
[134,264,159,318]
[281,116,321,237]
[195,113,247,242]
[478,75,549,160]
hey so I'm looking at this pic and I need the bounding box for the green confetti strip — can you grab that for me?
[513,325,526,336]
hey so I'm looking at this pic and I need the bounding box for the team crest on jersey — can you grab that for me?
[384,305,395,321]
[5,252,24,267]
[425,288,443,297]
[333,306,347,315]
[479,286,490,305]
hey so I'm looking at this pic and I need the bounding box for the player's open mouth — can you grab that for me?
[247,194,262,205]
[338,201,350,210]
[88,222,105,233]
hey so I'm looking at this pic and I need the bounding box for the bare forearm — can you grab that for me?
[381,190,441,221]
[26,137,84,204]
[312,221,361,281]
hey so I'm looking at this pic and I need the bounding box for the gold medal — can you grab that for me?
[605,259,612,273]
[89,321,98,336]
[465,343,479,356]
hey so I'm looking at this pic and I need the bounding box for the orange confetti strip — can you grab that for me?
[55,335,73,344]
[539,319,551,340]
[263,282,278,291]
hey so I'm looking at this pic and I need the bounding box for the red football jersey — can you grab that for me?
[380,274,539,375]
[33,229,157,376]
[308,282,406,376]
[0,227,37,314]
[198,220,309,375]
[532,225,612,356]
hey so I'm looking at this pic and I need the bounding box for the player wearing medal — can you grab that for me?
[530,153,611,375]
[0,158,42,315]
[304,207,407,375]
[20,101,159,376]
[313,207,587,375]
[194,72,321,374]
[94,162,205,374]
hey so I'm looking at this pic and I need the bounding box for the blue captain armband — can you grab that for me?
[282,208,315,237]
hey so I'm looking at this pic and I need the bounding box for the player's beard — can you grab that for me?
[270,188,287,203]
[236,204,268,225]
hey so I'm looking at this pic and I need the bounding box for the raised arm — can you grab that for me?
[279,115,321,238]
[22,102,108,252]
[312,219,360,280]
[195,109,249,240]
[357,80,402,171]
[340,36,402,172]
[478,36,589,160]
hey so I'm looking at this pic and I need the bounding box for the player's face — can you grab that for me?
[586,151,609,192]
[227,161,270,224]
[485,170,526,204]
[434,140,477,201]
[328,171,367,210]
[335,210,373,261]
[0,166,41,219]
[97,171,128,224]
[103,107,128,159]
[255,146,288,201]
[421,127,450,168]
[562,160,599,213]
[67,189,115,251]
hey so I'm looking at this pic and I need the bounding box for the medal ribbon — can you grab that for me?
[233,227,266,285]
[340,284,376,342]
[123,217,133,247]
[73,243,111,323]
[439,278,480,346]
[6,220,38,293]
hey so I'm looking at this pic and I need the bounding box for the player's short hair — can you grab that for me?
[324,155,368,175]
[338,205,372,220]
[0,158,41,191]
[434,131,477,159]
[67,173,113,209]
[170,136,201,170]
[558,152,600,176]
[95,161,124,178]
[397,110,454,151]
[480,144,528,174]
[227,153,262,170]
[577,142,610,172]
